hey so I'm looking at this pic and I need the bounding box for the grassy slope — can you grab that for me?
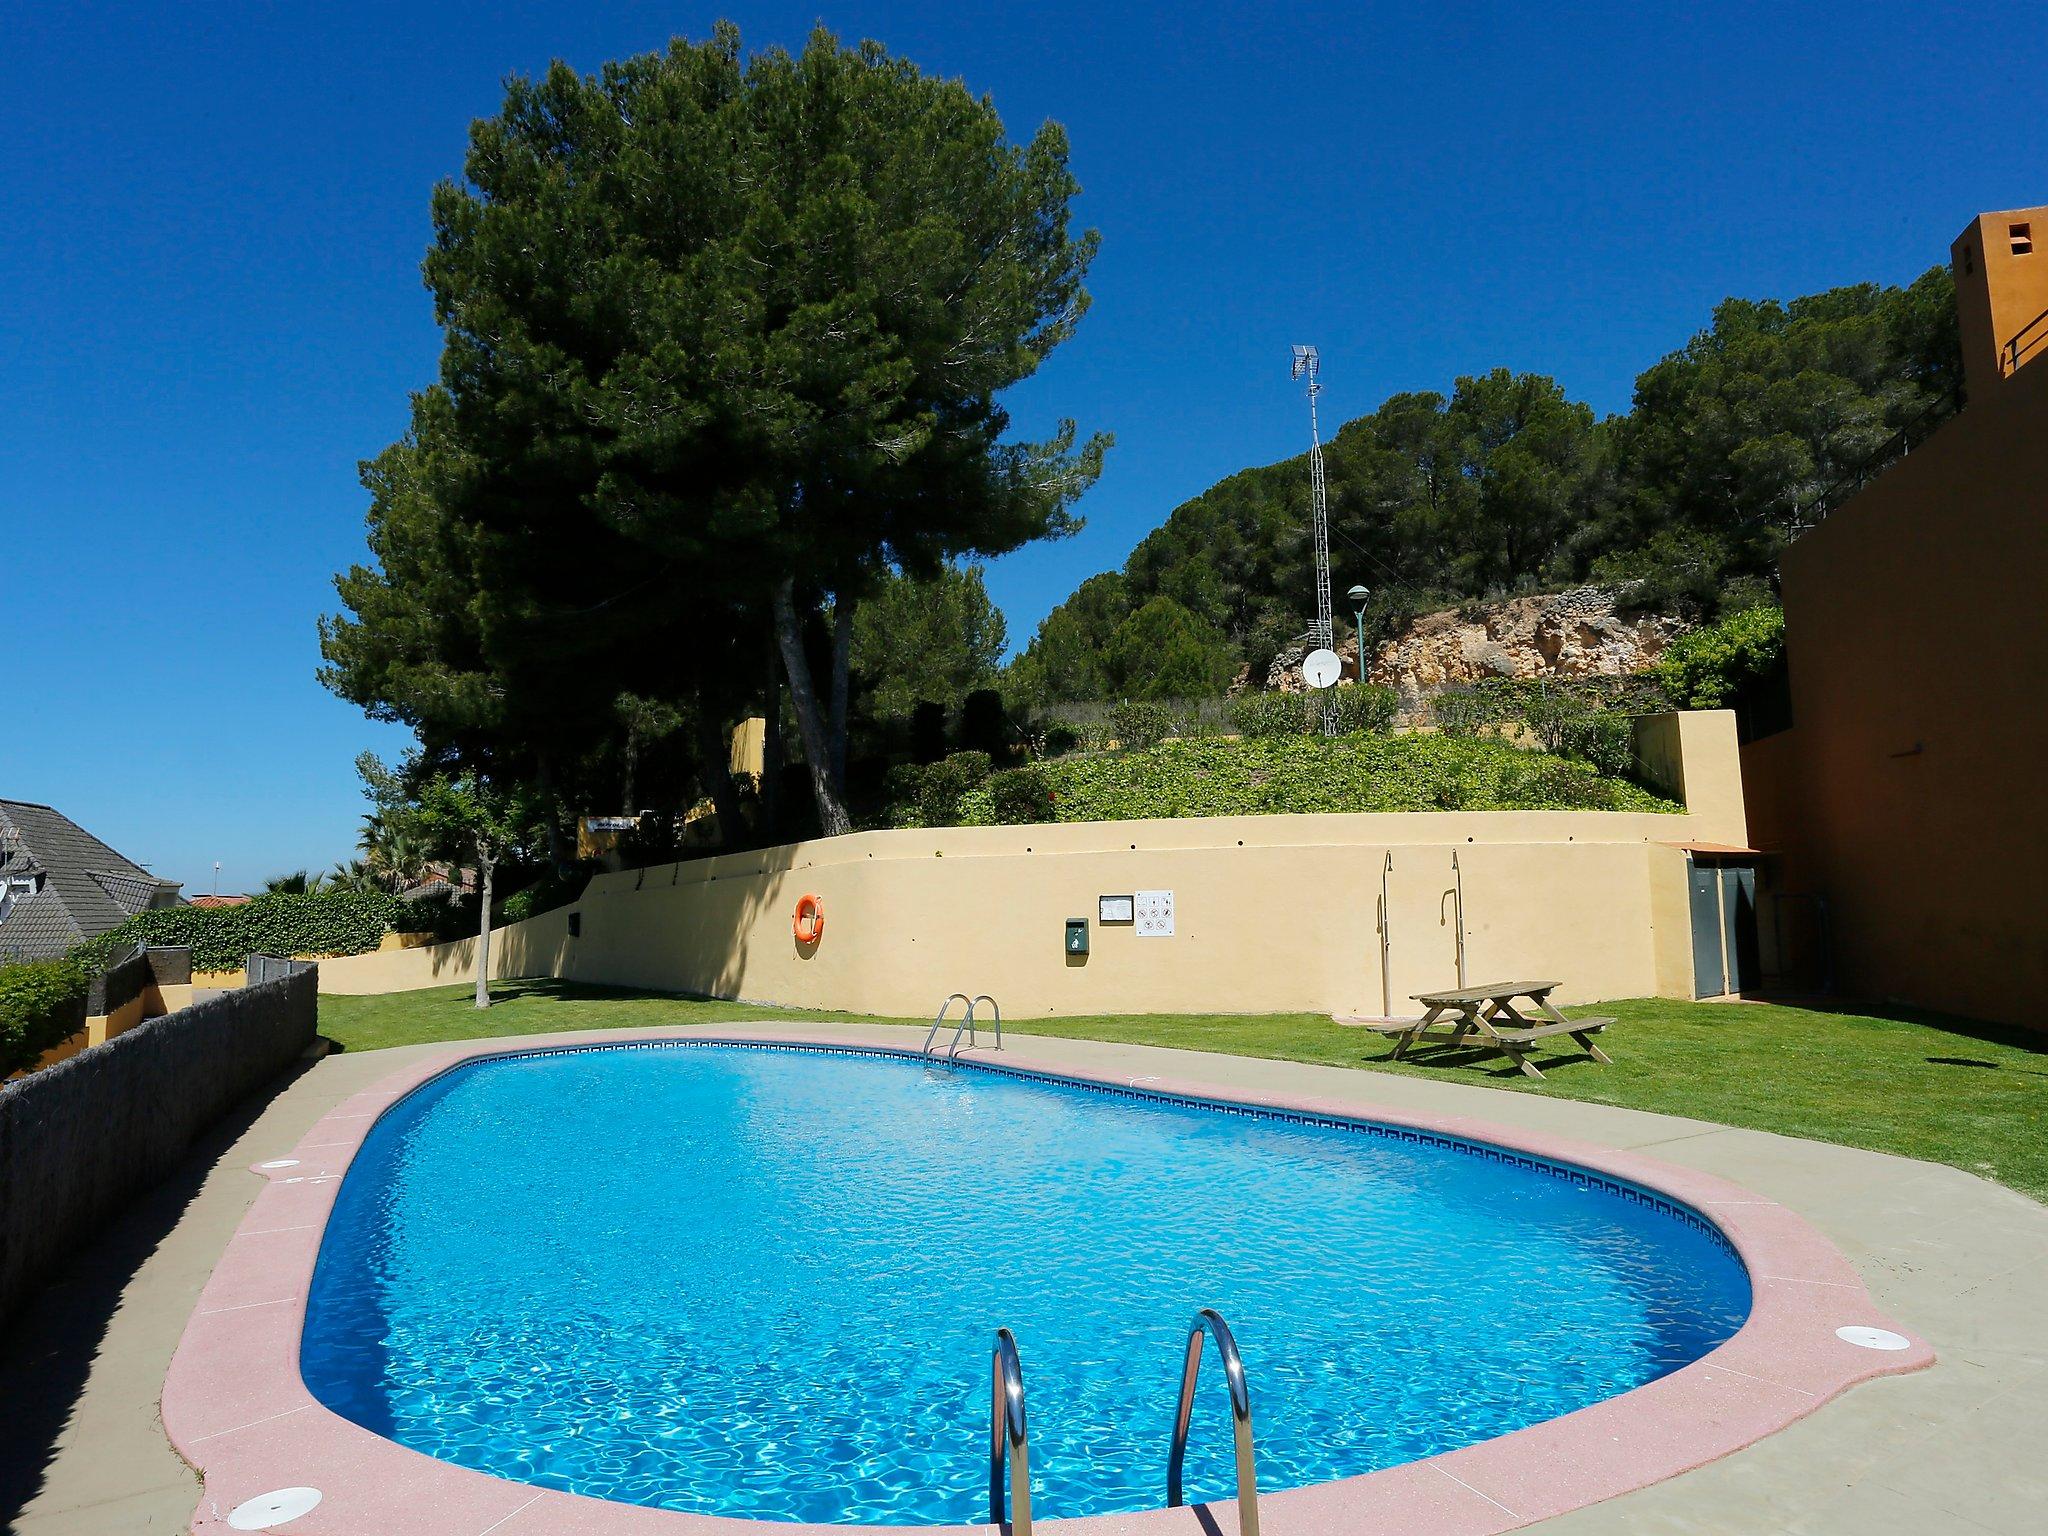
[320,982,2048,1202]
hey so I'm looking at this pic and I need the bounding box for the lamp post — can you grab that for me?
[1347,585,1371,684]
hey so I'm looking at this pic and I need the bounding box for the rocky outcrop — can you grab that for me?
[1265,587,1685,700]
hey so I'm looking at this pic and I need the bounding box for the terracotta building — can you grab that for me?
[1743,205,2048,1029]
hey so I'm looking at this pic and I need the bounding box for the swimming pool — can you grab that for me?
[300,1042,1751,1525]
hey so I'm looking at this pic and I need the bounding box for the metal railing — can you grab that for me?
[2004,305,2048,377]
[921,993,1002,1060]
[923,994,972,1058]
[989,1328,1032,1533]
[1166,1308,1259,1536]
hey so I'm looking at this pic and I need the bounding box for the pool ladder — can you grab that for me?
[986,1309,1258,1536]
[923,993,1001,1060]
[1167,1309,1260,1536]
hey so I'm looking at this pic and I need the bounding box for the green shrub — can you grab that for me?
[884,751,993,828]
[984,766,1055,825]
[881,760,931,827]
[1428,677,1660,781]
[1514,758,1613,809]
[1429,688,1493,738]
[1329,683,1400,734]
[1232,686,1398,737]
[1229,693,1313,738]
[1514,690,1638,778]
[499,868,589,925]
[1108,700,1174,751]
[69,889,406,976]
[0,957,89,1076]
[1653,605,1785,709]
[1040,722,1084,757]
[404,889,479,945]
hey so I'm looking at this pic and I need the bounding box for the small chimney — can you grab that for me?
[1952,205,2048,403]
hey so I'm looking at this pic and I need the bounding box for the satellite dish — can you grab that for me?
[1301,648,1342,689]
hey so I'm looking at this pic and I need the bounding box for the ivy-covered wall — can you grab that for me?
[70,891,404,976]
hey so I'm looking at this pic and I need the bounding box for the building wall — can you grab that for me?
[1953,206,2048,402]
[1770,353,2048,1028]
[319,713,1748,1016]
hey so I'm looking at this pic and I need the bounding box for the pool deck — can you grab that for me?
[3,1022,2044,1535]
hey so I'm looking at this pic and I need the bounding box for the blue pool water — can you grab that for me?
[302,1044,1749,1524]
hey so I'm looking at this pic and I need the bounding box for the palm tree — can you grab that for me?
[261,869,327,896]
[326,859,388,893]
[357,812,430,891]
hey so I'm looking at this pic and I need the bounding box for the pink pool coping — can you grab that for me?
[163,1026,1935,1536]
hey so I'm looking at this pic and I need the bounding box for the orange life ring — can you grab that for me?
[792,893,825,945]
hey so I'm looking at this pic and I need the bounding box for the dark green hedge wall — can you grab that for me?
[70,891,405,976]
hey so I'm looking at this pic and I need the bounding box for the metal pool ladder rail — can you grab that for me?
[922,993,1003,1059]
[1166,1308,1260,1536]
[990,1327,1032,1533]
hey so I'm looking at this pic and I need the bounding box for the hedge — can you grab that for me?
[0,958,90,1077]
[1232,684,1399,738]
[69,890,405,976]
[942,734,1681,825]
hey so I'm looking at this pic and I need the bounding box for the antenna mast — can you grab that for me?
[1292,345,1337,733]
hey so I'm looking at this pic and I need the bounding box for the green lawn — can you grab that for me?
[319,981,2048,1202]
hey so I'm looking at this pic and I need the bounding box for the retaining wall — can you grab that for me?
[317,713,1748,1016]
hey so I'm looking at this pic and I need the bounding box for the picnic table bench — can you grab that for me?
[1383,980,1614,1080]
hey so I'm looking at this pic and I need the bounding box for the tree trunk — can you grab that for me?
[474,846,494,1010]
[828,595,853,798]
[772,578,853,835]
[538,757,568,871]
[761,631,783,842]
[697,715,745,849]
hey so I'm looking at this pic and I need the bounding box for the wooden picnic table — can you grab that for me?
[1389,980,1614,1080]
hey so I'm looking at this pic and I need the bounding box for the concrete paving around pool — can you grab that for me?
[3,1022,2043,1535]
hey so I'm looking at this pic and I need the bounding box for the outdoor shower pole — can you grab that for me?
[1379,851,1393,1018]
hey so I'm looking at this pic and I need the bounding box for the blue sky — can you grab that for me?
[3,1,2040,893]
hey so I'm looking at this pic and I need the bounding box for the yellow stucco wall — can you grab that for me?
[314,906,578,995]
[319,713,1747,1015]
[83,993,147,1047]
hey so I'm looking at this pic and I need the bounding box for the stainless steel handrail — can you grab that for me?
[1166,1308,1258,1536]
[961,994,1003,1056]
[990,1327,1032,1533]
[923,993,973,1058]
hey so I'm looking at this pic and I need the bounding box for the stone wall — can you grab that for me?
[1267,587,1685,701]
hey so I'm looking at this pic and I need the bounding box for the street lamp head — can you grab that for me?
[1347,584,1371,604]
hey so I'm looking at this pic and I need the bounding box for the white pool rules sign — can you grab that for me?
[1134,889,1175,937]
